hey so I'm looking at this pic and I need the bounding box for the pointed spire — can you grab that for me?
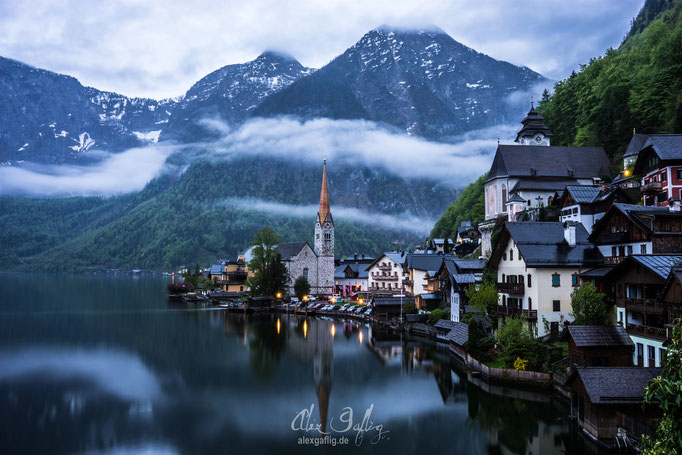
[318,159,332,224]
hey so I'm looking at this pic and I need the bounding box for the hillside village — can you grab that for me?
[189,102,682,450]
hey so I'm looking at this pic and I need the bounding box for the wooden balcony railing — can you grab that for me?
[497,305,537,320]
[377,264,393,271]
[497,282,524,294]
[641,181,663,194]
[625,298,666,314]
[374,275,398,281]
[604,256,625,265]
[626,323,668,341]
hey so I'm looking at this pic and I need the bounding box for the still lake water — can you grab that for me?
[0,274,601,455]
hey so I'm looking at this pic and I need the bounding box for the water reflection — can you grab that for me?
[0,274,603,454]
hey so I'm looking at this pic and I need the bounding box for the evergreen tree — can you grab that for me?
[293,275,311,301]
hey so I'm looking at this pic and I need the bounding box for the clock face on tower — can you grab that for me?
[534,134,543,143]
[324,222,330,228]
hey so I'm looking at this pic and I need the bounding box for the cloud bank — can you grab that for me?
[0,144,174,196]
[217,197,435,235]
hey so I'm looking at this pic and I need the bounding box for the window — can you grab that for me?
[552,273,560,287]
[648,345,656,367]
[303,268,309,280]
[501,184,507,205]
[611,246,617,257]
[553,300,561,312]
[510,249,513,260]
[527,274,532,288]
[660,348,667,366]
[662,171,667,182]
[528,297,532,310]
[503,252,507,261]
[325,232,331,240]
[677,169,682,180]
[572,274,579,287]
[627,245,633,256]
[572,207,578,214]
[502,273,505,282]
[641,244,647,254]
[518,275,524,285]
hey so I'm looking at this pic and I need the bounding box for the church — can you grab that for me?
[479,102,611,256]
[277,160,336,296]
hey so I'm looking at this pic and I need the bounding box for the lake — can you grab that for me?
[0,273,602,454]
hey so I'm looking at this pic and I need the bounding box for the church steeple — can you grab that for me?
[317,159,332,224]
[515,98,553,145]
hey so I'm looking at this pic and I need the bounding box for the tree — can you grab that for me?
[496,316,547,370]
[293,275,311,301]
[194,263,200,277]
[428,308,449,325]
[570,282,610,325]
[641,318,682,454]
[248,227,289,297]
[466,282,499,318]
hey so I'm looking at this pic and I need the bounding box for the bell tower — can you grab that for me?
[515,98,553,146]
[315,159,335,294]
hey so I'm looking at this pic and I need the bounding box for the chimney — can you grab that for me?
[354,253,358,261]
[564,222,576,247]
[669,198,681,213]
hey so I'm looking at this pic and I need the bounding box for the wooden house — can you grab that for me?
[567,325,633,372]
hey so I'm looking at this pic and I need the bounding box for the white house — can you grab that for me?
[367,252,408,293]
[489,221,603,337]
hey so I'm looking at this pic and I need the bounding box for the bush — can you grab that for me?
[496,317,548,370]
[293,275,311,301]
[428,308,449,325]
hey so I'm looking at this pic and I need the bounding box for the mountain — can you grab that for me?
[537,0,682,160]
[161,51,314,142]
[252,26,548,138]
[0,57,177,164]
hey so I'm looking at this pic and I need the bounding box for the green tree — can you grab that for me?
[248,227,289,297]
[430,174,487,240]
[570,282,610,325]
[496,317,546,370]
[466,281,499,318]
[428,308,449,325]
[641,318,682,454]
[293,275,311,301]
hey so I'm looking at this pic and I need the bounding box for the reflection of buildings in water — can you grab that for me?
[487,421,568,455]
[286,316,334,433]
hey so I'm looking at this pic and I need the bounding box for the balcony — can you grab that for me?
[403,279,413,286]
[497,305,537,320]
[626,323,668,341]
[226,271,248,281]
[497,282,524,294]
[641,181,662,194]
[374,275,398,281]
[600,232,630,244]
[625,298,665,314]
[377,264,393,271]
[604,256,625,265]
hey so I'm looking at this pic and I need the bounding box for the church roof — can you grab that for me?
[515,103,554,141]
[277,242,316,260]
[623,132,650,158]
[318,159,333,224]
[486,145,609,182]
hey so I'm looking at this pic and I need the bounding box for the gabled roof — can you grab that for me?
[406,254,449,271]
[570,367,661,404]
[210,264,223,275]
[623,133,650,158]
[434,319,458,330]
[564,185,602,204]
[486,145,609,182]
[607,254,682,280]
[445,322,469,346]
[335,263,371,279]
[490,222,602,268]
[633,135,682,173]
[662,265,682,298]
[589,203,682,242]
[452,258,486,272]
[451,273,480,284]
[432,238,455,245]
[368,252,407,270]
[277,242,316,261]
[568,325,634,347]
[506,193,526,204]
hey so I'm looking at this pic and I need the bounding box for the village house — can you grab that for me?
[333,254,374,296]
[567,325,634,373]
[632,134,682,207]
[557,185,638,233]
[479,103,611,256]
[429,238,455,254]
[404,253,449,298]
[489,221,603,337]
[567,366,661,444]
[429,258,485,322]
[605,254,682,367]
[209,259,249,293]
[366,252,408,293]
[588,202,682,265]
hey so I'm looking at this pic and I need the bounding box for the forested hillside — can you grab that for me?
[537,0,682,162]
[431,0,682,240]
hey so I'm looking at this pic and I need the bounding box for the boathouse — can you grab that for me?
[567,325,634,372]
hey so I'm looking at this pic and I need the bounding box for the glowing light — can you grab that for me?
[359,331,363,343]
[303,320,308,338]
[623,169,631,177]
[276,292,282,299]
[303,295,309,302]
[277,318,281,334]
[330,297,336,303]
[359,298,364,304]
[331,324,336,337]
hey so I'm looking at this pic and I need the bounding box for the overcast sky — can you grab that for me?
[0,0,644,99]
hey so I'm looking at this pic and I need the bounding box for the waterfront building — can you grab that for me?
[588,202,682,265]
[209,259,249,293]
[489,221,602,337]
[567,366,661,443]
[366,252,408,292]
[557,185,638,233]
[566,325,634,373]
[333,254,373,295]
[479,103,610,256]
[604,254,682,367]
[632,134,682,207]
[404,253,449,298]
[431,258,485,322]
